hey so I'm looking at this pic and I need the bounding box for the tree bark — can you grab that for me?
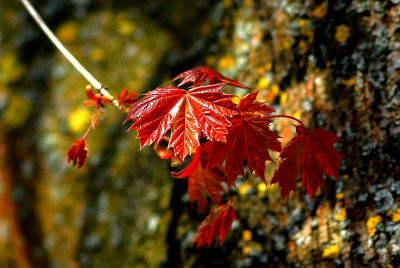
[1,0,400,267]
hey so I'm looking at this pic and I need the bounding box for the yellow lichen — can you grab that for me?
[313,3,328,19]
[239,183,253,196]
[299,19,313,38]
[341,78,355,87]
[243,0,254,7]
[257,182,267,193]
[223,0,233,8]
[366,215,382,236]
[3,94,32,128]
[282,39,292,50]
[392,209,400,222]
[271,85,279,94]
[0,52,24,84]
[242,230,252,241]
[322,245,340,258]
[298,39,308,54]
[335,25,351,43]
[68,107,92,133]
[335,208,347,222]
[243,243,262,255]
[299,19,308,28]
[91,48,106,62]
[219,55,235,70]
[117,18,137,36]
[243,246,252,255]
[264,62,273,72]
[293,111,302,119]
[336,193,344,200]
[280,92,288,105]
[257,77,270,89]
[56,21,79,43]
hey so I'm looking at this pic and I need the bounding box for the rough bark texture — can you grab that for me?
[1,0,400,267]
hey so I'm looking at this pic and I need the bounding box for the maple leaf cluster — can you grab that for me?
[68,66,344,249]
[123,66,345,248]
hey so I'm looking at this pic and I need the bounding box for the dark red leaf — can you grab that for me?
[125,83,238,159]
[208,92,281,187]
[237,91,275,116]
[173,66,250,89]
[67,138,89,168]
[172,148,201,179]
[198,166,225,209]
[193,201,237,248]
[271,125,345,201]
[174,149,224,214]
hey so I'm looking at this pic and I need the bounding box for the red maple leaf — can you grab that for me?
[271,125,345,201]
[173,66,250,89]
[117,88,139,112]
[125,83,238,159]
[67,138,89,168]
[188,164,225,214]
[117,88,139,105]
[193,201,237,248]
[208,92,282,187]
[172,149,224,214]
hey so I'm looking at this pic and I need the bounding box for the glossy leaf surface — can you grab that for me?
[125,83,238,159]
[208,92,281,187]
[193,202,237,248]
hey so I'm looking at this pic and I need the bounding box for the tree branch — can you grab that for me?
[20,0,119,108]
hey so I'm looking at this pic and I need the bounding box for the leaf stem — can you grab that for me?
[263,115,306,129]
[20,0,120,108]
[82,124,93,140]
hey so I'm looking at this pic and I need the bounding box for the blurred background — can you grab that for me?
[1,0,400,267]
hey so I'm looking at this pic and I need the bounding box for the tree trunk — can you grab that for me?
[1,0,399,267]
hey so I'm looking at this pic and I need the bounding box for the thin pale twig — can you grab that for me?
[20,0,120,109]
